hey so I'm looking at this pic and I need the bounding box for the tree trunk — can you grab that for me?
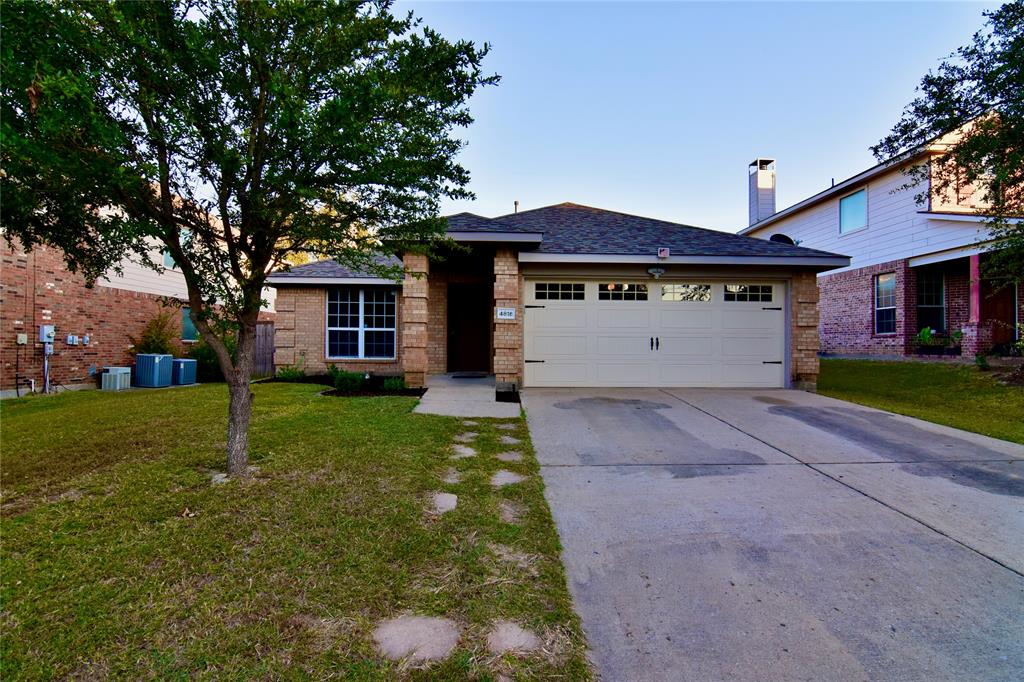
[226,318,258,478]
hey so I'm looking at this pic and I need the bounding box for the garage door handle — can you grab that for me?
[762,306,782,310]
[762,361,782,364]
[656,337,660,350]
[525,305,545,309]
[650,337,654,350]
[525,359,545,363]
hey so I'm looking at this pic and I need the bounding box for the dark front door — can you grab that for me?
[983,281,1017,345]
[447,283,491,372]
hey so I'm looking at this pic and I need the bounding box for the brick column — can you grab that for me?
[493,248,523,390]
[961,254,991,357]
[401,253,429,388]
[790,272,820,391]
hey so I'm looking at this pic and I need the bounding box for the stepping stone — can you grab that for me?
[462,420,478,427]
[450,444,476,459]
[496,423,518,431]
[498,500,525,524]
[491,470,525,488]
[499,435,520,446]
[210,472,229,485]
[495,451,522,463]
[442,468,461,485]
[429,492,458,515]
[454,432,477,443]
[489,543,538,575]
[486,620,541,654]
[373,615,460,662]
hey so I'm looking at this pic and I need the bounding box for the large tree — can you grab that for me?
[1,0,496,476]
[872,0,1024,287]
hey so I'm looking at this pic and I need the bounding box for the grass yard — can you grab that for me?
[818,359,1024,444]
[0,383,591,679]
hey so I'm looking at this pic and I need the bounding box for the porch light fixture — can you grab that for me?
[648,267,666,279]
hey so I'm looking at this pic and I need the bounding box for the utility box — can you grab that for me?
[135,354,173,387]
[172,359,197,385]
[39,325,55,343]
[101,367,131,391]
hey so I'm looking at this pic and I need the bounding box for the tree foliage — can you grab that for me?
[872,1,1024,286]
[1,0,496,474]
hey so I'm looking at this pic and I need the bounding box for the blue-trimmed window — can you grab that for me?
[181,307,198,341]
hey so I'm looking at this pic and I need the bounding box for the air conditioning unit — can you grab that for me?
[135,354,173,387]
[172,359,197,385]
[101,367,131,391]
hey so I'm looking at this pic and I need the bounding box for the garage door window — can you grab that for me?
[598,283,648,301]
[661,284,711,302]
[724,284,773,302]
[535,282,585,300]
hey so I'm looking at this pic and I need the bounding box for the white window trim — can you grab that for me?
[874,273,897,335]
[325,287,397,360]
[839,187,869,236]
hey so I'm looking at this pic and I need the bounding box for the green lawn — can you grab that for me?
[0,384,591,679]
[818,359,1024,444]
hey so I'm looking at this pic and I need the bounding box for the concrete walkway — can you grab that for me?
[524,388,1024,681]
[414,374,520,418]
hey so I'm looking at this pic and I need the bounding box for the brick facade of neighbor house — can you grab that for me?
[492,248,523,389]
[818,259,914,355]
[0,239,192,393]
[790,271,820,388]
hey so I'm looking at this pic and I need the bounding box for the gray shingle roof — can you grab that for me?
[269,254,401,280]
[486,202,844,258]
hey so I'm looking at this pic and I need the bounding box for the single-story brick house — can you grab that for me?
[268,202,849,391]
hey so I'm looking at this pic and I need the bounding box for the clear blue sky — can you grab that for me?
[399,1,1000,232]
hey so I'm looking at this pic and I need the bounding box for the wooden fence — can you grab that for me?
[253,322,275,377]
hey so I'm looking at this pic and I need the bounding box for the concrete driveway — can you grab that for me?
[523,388,1024,681]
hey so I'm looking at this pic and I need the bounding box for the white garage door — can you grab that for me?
[523,279,786,387]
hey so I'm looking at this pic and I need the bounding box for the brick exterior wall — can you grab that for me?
[493,248,523,388]
[790,271,820,388]
[427,272,448,375]
[273,285,402,376]
[1,239,193,393]
[401,253,429,387]
[818,259,914,355]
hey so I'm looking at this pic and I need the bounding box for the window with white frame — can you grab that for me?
[661,284,711,302]
[916,271,945,332]
[839,189,867,234]
[598,282,648,301]
[874,273,896,334]
[535,282,585,300]
[724,284,772,302]
[327,287,397,359]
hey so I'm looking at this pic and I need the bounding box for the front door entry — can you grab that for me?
[447,283,491,372]
[983,281,1018,345]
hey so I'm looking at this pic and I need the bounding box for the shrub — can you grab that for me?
[275,355,306,382]
[328,366,366,392]
[382,376,406,392]
[975,353,991,371]
[129,310,178,355]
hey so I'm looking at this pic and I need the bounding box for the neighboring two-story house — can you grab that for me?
[740,146,1021,358]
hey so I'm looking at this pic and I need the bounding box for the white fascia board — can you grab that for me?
[908,243,993,267]
[267,276,400,286]
[920,211,1020,225]
[447,231,543,243]
[516,252,850,267]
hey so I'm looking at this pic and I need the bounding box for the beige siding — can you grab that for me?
[746,166,990,274]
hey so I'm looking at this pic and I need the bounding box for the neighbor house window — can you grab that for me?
[535,282,585,300]
[327,287,397,359]
[181,307,199,342]
[874,273,896,334]
[916,272,945,332]
[598,283,648,301]
[724,284,772,302]
[839,189,867,234]
[661,284,711,302]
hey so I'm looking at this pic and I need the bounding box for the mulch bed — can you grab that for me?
[320,387,426,398]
